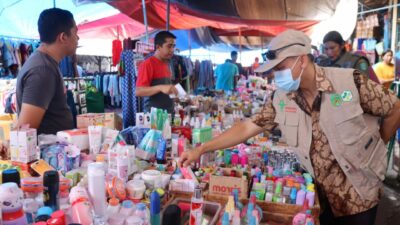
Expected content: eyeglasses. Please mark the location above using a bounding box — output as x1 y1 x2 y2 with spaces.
261 43 305 61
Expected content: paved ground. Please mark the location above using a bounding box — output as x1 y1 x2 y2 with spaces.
375 143 400 225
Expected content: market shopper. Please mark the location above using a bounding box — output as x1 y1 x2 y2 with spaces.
318 30 371 76
180 29 400 225
215 59 239 92
230 51 244 76
373 49 395 88
136 31 178 113
16 8 76 135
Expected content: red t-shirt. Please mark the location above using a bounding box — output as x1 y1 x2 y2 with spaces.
136 56 171 87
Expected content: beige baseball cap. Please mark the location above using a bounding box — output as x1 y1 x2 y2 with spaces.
255 29 312 73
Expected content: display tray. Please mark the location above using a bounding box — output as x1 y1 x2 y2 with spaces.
162 197 222 225
206 191 320 225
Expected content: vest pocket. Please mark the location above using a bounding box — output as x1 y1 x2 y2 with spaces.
335 113 368 145
283 112 299 147
361 138 388 181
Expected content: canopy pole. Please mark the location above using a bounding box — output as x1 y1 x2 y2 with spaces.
53 0 56 8
166 0 171 31
239 28 242 63
391 0 398 53
188 30 191 57
142 0 149 43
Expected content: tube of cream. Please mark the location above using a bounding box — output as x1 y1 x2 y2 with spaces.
88 126 103 155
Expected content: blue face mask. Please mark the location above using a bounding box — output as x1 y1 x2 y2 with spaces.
274 57 304 92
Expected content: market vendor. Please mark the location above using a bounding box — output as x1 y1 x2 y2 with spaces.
317 31 371 76
180 29 400 225
136 31 178 113
16 8 76 135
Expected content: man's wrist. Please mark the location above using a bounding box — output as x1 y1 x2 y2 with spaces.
199 144 207 154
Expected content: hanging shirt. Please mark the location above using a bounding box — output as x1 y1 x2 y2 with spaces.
136 56 174 113
112 39 122 67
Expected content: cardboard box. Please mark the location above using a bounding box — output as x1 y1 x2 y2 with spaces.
104 113 122 130
10 128 38 163
77 113 104 129
77 113 122 130
209 168 248 199
0 114 16 142
57 129 89 150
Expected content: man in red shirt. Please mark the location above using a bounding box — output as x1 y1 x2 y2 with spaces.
136 31 178 113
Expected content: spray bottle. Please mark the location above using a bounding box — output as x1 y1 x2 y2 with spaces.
189 186 203 225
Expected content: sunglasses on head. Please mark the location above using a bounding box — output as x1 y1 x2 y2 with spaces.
261 43 305 61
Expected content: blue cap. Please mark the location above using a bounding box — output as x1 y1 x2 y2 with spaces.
37 206 53 216
290 188 297 199
137 203 146 211
150 191 161 214
122 200 134 209
222 212 230 225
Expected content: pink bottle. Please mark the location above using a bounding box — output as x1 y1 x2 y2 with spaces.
0 183 28 225
231 153 239 166
69 186 94 225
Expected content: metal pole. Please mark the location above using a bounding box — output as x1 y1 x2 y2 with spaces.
239 28 242 63
188 30 191 57
166 0 171 31
53 0 56 8
391 0 398 53
358 3 400 14
142 0 149 43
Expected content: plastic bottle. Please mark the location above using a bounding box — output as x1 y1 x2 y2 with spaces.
282 186 291 204
125 216 143 225
87 163 107 219
290 188 297 204
273 182 283 203
108 213 125 225
221 212 229 225
306 191 315 207
232 209 241 225
296 189 306 206
265 182 274 202
69 186 93 225
135 203 149 225
0 183 28 225
23 198 40 224
150 191 161 225
189 187 203 225
43 171 59 211
106 198 120 216
120 200 135 217
117 156 129 182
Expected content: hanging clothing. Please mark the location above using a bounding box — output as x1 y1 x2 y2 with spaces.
103 75 110 96
121 50 137 128
112 39 123 67
108 75 121 107
59 56 74 77
198 60 214 89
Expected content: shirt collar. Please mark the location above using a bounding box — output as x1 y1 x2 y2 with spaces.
286 64 334 100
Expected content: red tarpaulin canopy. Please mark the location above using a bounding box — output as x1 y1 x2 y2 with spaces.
108 0 326 37
77 13 152 39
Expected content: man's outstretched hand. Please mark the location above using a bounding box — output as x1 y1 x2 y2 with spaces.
179 147 202 167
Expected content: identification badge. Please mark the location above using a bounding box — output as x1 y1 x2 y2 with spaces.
341 90 353 102
285 107 297 113
330 94 343 107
